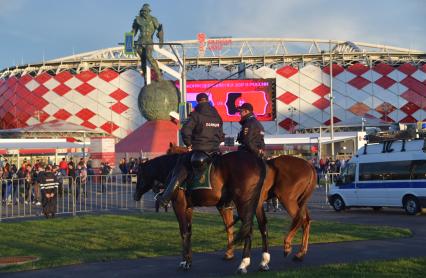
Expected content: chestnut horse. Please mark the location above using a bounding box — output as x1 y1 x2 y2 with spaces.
134 151 266 274
167 144 316 269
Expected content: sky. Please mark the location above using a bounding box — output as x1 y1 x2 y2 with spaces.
0 0 425 70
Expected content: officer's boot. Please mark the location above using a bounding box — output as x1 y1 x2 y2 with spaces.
156 168 187 207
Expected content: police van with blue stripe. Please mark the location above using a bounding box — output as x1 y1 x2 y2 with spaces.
328 132 426 215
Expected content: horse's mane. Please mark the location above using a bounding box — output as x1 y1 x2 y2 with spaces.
139 153 180 184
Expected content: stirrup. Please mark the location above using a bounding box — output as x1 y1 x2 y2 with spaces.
154 192 169 205
154 192 162 201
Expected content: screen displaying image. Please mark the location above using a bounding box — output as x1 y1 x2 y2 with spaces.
181 79 275 122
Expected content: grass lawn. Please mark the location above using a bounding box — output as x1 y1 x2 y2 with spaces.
0 212 411 272
242 257 426 277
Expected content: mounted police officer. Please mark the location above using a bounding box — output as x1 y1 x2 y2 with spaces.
157 92 224 206
236 103 265 157
38 164 59 218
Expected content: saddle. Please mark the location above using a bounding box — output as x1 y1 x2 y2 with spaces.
183 151 219 190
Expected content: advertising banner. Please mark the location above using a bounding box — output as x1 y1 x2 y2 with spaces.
124 32 134 54
179 79 275 122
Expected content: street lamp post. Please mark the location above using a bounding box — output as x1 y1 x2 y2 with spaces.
361 117 366 132
329 43 335 159
83 131 86 160
318 127 322 160
288 107 297 133
34 110 42 122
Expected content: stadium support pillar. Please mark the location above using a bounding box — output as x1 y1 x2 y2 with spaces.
238 63 246 79
329 43 335 159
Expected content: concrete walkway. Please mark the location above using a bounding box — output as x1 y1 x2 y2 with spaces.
2 208 426 277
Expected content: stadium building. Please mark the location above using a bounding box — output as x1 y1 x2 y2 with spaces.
1 38 425 159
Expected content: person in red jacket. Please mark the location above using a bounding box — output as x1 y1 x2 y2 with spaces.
58 158 68 176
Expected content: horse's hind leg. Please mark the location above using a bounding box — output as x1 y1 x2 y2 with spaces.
281 199 303 257
256 205 270 271
294 206 311 261
218 206 234 260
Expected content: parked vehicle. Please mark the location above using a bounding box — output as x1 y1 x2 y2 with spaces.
328 136 426 215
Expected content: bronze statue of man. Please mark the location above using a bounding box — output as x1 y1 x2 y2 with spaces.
132 3 164 83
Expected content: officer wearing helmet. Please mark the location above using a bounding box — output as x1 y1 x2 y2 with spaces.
157 93 224 206
236 103 265 157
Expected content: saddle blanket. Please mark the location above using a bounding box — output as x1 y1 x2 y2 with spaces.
183 163 212 190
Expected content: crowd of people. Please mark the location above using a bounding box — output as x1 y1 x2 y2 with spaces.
117 157 143 176
0 155 149 207
0 157 95 206
310 156 351 184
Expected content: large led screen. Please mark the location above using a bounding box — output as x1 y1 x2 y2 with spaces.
182 79 275 122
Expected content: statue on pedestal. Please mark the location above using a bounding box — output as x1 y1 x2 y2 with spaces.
132 3 164 83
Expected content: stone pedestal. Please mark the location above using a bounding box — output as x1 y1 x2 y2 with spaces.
115 119 179 158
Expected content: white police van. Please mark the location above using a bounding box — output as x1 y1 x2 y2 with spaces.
328 136 426 215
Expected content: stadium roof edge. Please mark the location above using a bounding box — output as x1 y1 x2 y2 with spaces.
1 38 425 76
46 38 425 63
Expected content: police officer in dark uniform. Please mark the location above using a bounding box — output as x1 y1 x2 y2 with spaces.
157 92 224 206
236 103 265 157
38 164 59 218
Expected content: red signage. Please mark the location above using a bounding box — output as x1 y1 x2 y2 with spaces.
197 33 233 56
182 79 275 122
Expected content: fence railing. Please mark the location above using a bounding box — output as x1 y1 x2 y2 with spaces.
1 172 341 220
322 172 340 205
1 174 143 221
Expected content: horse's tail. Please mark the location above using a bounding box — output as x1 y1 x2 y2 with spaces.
234 158 266 244
296 162 317 211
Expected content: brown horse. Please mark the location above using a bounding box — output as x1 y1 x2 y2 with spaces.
134 151 266 274
261 155 316 261
168 144 316 269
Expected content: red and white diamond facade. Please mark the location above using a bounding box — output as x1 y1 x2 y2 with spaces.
0 69 146 138
1 38 425 138
254 62 426 135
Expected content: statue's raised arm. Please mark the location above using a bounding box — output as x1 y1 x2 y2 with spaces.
131 3 163 83
156 21 164 48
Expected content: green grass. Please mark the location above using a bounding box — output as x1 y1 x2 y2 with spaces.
0 212 411 272
242 257 426 277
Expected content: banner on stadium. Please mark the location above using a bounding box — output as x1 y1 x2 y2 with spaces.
124 32 134 54
177 79 276 122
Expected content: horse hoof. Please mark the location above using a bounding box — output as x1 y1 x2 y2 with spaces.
259 264 270 272
292 254 304 262
283 249 291 257
236 267 247 275
179 261 191 271
223 253 235 261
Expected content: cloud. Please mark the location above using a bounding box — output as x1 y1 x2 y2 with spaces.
0 0 29 17
197 0 426 51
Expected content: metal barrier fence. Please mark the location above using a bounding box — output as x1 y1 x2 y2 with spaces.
1 174 142 221
1 172 341 220
320 172 340 205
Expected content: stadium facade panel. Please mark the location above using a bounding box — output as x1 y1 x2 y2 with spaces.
0 63 425 139
1 37 426 139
